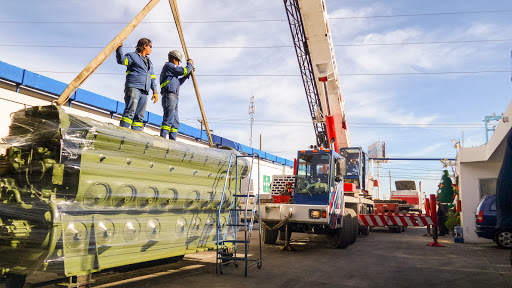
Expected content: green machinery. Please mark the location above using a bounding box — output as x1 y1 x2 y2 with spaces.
0 106 250 287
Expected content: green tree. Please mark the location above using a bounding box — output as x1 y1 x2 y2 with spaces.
437 170 454 203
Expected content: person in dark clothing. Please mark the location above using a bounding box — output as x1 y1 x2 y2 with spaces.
437 203 449 236
159 50 194 140
116 38 158 131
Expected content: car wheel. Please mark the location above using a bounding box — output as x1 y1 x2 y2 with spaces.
495 230 512 249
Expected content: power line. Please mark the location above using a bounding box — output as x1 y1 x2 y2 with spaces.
31 70 512 77
182 118 485 126
336 39 512 47
329 9 512 19
2 9 512 24
3 38 512 49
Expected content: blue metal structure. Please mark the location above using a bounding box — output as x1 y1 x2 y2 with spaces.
0 60 293 167
483 115 503 143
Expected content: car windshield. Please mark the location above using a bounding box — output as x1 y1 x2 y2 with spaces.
296 153 331 194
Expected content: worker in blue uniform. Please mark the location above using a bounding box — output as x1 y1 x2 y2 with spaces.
159 50 194 140
116 38 158 131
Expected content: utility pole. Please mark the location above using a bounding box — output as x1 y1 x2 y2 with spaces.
249 95 255 148
389 170 392 199
377 163 381 199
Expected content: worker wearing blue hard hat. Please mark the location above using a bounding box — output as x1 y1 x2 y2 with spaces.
159 50 194 140
116 38 158 131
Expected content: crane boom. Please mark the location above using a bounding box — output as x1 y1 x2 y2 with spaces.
284 0 350 151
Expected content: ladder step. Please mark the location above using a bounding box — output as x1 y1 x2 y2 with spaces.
232 194 255 197
218 256 247 262
221 240 249 243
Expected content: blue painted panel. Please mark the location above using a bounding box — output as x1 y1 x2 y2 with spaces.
239 144 253 155
179 123 201 138
75 89 117 112
275 157 285 165
232 141 241 150
147 112 163 126
293 193 329 205
286 160 294 167
220 137 237 149
116 102 126 114
200 132 209 142
0 62 24 83
23 71 67 95
211 133 222 145
266 153 277 162
252 149 266 159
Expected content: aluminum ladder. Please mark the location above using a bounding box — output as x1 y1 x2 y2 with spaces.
216 154 261 276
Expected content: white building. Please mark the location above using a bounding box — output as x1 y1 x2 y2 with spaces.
457 101 512 243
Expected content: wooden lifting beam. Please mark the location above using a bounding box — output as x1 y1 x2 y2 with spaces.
168 0 214 147
55 0 161 106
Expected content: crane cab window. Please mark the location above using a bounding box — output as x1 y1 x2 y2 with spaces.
339 148 363 189
296 153 331 194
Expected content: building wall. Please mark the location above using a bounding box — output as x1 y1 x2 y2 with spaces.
459 161 502 243
457 100 512 243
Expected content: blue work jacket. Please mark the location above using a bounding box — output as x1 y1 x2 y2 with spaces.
160 62 194 95
116 47 157 94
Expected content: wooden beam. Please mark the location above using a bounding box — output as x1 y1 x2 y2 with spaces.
168 0 214 148
55 0 161 106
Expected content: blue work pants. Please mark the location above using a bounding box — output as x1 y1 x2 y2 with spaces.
120 87 148 131
160 93 179 140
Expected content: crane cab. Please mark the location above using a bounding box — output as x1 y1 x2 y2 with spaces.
293 149 344 205
339 147 372 197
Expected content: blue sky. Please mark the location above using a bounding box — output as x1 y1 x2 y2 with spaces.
0 0 511 199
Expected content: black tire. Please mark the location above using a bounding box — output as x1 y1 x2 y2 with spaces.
360 225 370 236
326 209 352 249
5 274 27 288
389 226 400 233
347 209 357 244
494 230 512 249
263 225 279 244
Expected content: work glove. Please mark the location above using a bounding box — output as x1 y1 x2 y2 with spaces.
152 93 158 104
187 59 194 66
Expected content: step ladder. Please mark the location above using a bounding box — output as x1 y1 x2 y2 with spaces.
216 154 262 276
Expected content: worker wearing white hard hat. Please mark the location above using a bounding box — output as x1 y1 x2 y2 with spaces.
159 50 194 140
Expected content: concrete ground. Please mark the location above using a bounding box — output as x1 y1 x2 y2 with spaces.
19 226 512 288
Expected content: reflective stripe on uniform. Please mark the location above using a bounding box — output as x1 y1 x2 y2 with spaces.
161 125 171 131
132 121 144 127
126 71 131 75
160 80 170 88
124 58 129 66
183 67 188 76
170 127 178 133
120 117 133 125
151 74 156 79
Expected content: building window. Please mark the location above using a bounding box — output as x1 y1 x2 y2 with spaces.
479 178 497 198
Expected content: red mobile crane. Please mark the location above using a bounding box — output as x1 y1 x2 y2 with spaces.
258 0 374 249
284 0 350 152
